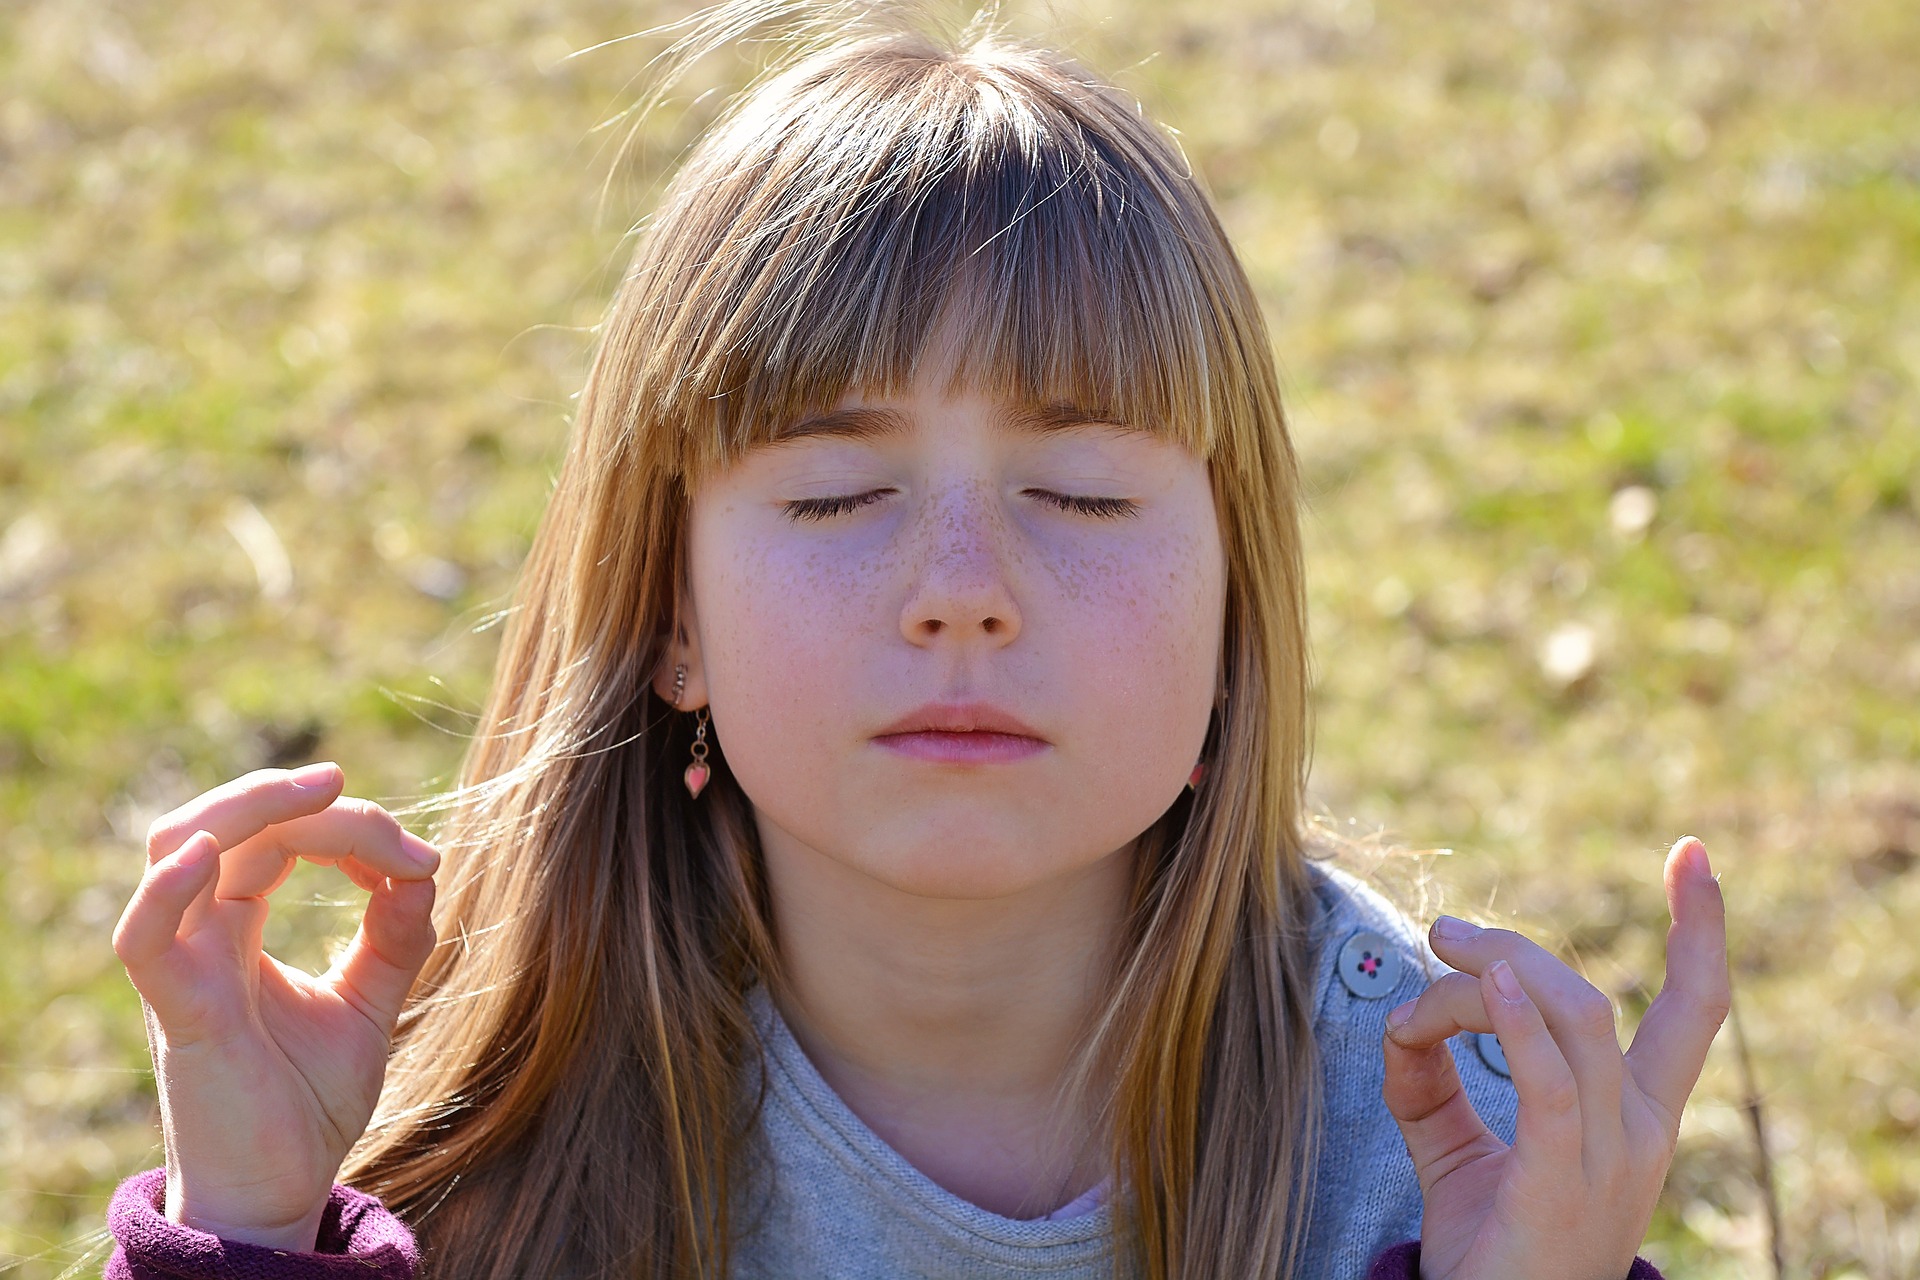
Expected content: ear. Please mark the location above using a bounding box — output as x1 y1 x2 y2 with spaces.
649 597 710 710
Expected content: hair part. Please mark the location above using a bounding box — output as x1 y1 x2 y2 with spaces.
343 7 1323 1277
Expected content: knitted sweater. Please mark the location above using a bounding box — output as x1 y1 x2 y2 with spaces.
104 862 1666 1279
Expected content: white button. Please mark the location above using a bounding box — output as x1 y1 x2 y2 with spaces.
1335 931 1402 999
1475 1031 1511 1078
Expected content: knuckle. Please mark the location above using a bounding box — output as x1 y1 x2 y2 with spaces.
145 814 183 858
110 917 136 963
111 892 154 964
337 797 402 844
334 794 382 823
1678 981 1732 1028
259 770 309 802
409 917 442 957
1700 980 1733 1026
1537 1071 1581 1117
241 766 306 804
1569 988 1619 1039
266 832 302 867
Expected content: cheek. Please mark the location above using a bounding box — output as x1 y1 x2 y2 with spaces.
690 513 887 771
1054 526 1223 766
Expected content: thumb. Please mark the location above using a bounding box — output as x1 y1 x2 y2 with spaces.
1382 1003 1499 1189
115 831 224 1024
329 874 438 1035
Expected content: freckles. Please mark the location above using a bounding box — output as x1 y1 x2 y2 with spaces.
1119 529 1218 683
792 542 892 616
1048 526 1212 640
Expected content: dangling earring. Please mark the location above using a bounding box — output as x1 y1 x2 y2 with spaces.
669 662 711 798
685 708 711 799
1188 683 1224 792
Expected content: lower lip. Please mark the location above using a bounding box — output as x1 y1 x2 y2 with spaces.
875 731 1049 763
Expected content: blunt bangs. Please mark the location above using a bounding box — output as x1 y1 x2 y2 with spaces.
634 34 1247 478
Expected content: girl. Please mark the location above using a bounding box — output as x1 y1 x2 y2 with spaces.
104 6 1728 1278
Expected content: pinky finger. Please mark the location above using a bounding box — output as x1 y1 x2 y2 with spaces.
1484 959 1584 1173
112 831 219 1013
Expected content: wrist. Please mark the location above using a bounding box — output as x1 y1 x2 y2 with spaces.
166 1181 328 1252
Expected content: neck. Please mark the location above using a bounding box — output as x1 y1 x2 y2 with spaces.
758 828 1134 1219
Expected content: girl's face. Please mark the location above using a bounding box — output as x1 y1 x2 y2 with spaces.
669 357 1227 900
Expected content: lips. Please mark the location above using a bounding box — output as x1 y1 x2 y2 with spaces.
872 701 1046 741
872 702 1049 764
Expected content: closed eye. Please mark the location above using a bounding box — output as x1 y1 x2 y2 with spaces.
1027 490 1140 520
782 490 892 522
780 489 1141 523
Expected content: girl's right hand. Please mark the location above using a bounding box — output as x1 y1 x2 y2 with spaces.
112 762 441 1252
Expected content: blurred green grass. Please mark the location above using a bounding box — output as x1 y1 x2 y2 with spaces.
2 0 1916 1276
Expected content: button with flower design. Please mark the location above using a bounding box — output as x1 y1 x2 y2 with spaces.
1336 930 1402 999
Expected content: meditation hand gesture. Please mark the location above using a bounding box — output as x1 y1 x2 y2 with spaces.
112 764 441 1252
1381 836 1729 1280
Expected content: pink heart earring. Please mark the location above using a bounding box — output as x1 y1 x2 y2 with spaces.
684 708 711 799
671 662 711 799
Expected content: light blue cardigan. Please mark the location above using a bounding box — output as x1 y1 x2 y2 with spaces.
729 860 1519 1278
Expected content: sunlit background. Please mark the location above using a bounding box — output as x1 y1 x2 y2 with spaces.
3 0 1916 1275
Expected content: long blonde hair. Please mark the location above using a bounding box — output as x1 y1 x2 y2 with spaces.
343 8 1323 1276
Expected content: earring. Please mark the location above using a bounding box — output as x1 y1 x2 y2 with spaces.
671 662 686 709
1188 687 1222 792
685 707 711 799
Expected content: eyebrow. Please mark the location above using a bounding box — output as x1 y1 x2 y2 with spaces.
773 402 1144 444
774 407 911 444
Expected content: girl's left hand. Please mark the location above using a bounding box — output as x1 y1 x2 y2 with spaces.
1380 836 1729 1280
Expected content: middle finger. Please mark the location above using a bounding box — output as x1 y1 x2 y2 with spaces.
1426 916 1627 1171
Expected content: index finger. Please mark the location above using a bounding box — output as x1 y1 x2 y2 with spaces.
146 763 347 866
212 800 440 899
1624 836 1731 1131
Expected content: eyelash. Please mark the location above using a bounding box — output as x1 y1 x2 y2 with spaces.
781 490 1140 523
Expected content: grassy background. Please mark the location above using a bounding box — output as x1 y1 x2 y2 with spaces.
3 0 1916 1275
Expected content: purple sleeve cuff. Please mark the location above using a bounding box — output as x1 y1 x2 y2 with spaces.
1367 1240 1665 1280
106 1167 417 1279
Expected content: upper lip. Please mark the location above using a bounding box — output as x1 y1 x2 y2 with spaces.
875 702 1047 741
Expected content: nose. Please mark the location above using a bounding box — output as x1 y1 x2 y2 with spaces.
898 484 1023 648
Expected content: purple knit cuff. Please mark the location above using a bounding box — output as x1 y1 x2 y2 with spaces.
1367 1240 1665 1280
1368 1240 1423 1279
106 1167 417 1279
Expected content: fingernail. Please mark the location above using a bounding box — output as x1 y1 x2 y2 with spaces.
1433 915 1480 941
290 761 340 789
1386 1000 1416 1031
177 830 216 869
1489 959 1524 1003
1676 836 1711 878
